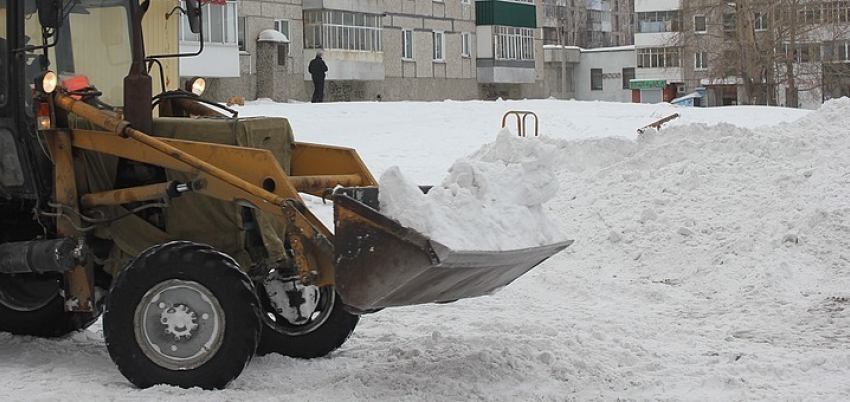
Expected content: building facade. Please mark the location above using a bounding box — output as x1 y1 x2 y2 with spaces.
541 44 635 101
181 0 550 102
574 46 636 101
632 0 684 103
476 0 545 98
178 0 638 104
683 0 850 109
541 0 634 49
174 0 850 108
383 0 479 100
634 0 850 109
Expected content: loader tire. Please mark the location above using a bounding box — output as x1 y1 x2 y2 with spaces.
103 242 261 390
256 285 358 358
0 273 100 337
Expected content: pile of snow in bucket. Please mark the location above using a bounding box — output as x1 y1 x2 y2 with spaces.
378 130 567 251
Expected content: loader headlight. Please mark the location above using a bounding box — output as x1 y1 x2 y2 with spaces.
186 76 206 96
36 71 58 94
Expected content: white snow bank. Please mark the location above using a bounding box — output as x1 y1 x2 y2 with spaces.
6 98 835 401
378 130 567 251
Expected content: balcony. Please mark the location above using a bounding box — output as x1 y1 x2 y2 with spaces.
475 0 537 28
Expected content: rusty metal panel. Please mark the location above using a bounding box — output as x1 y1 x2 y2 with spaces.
290 142 378 197
46 130 95 312
144 0 180 93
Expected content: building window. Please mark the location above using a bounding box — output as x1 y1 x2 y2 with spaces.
622 67 635 89
277 45 287 65
542 27 559 46
824 40 850 61
637 47 681 68
461 32 471 57
588 9 603 26
494 26 534 60
0 1 5 106
825 1 850 23
636 11 681 33
782 43 821 63
237 16 246 51
591 68 603 91
694 15 706 33
798 5 821 25
753 12 768 31
723 13 736 34
303 10 382 51
695 51 708 70
274 19 290 54
402 29 413 59
462 0 470 4
433 31 445 61
180 1 238 45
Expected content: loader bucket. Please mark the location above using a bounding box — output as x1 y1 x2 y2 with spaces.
332 187 572 313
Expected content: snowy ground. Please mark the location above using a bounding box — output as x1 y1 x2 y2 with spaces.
5 98 850 401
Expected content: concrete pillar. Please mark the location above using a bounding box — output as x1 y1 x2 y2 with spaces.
256 30 290 101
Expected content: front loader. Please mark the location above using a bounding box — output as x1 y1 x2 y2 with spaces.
0 0 571 389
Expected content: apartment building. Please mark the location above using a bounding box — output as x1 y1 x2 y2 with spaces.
575 46 637 101
172 0 850 108
180 0 548 102
382 0 478 100
541 0 633 48
475 0 544 98
640 0 850 108
540 0 634 99
181 0 391 102
631 0 684 103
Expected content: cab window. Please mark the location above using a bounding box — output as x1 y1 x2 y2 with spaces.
0 0 8 107
23 1 132 107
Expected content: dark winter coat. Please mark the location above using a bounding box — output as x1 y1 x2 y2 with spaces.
308 56 328 82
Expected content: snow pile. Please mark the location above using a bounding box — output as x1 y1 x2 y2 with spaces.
12 98 850 401
551 97 850 294
378 130 566 251
514 98 850 400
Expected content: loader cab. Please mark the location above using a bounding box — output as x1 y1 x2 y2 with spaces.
23 1 134 108
0 0 46 203
0 0 133 203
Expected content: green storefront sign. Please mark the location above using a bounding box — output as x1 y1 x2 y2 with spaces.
629 79 667 90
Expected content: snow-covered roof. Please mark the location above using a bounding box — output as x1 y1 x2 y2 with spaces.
541 45 635 53
542 45 582 51
257 29 289 43
580 45 636 53
671 91 703 104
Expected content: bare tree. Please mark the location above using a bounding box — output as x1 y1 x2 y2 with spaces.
679 0 850 107
542 0 591 98
679 0 772 105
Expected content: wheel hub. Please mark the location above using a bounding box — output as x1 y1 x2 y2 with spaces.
160 304 199 339
134 280 224 370
263 272 320 325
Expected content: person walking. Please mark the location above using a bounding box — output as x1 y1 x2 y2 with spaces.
308 52 328 103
